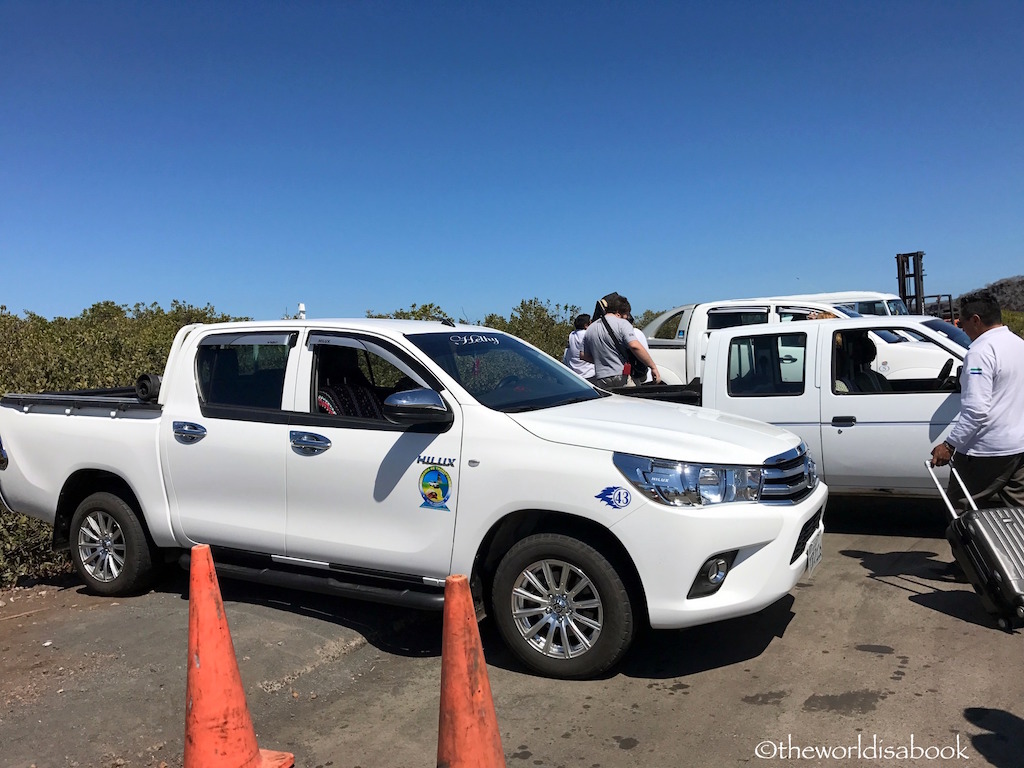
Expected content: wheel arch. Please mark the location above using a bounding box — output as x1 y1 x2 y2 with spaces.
54 470 153 550
472 509 648 624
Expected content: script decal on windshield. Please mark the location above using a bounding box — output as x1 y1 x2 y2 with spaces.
450 334 500 346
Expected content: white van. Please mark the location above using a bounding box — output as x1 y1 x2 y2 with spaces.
770 291 910 317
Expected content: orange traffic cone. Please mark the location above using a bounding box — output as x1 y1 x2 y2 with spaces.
185 544 294 768
436 574 505 768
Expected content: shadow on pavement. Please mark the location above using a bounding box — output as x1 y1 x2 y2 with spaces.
964 707 1024 767
840 547 1007 632
153 565 446 659
619 594 796 680
478 594 797 681
825 495 947 538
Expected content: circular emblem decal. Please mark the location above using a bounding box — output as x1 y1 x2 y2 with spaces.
596 486 632 509
419 466 452 510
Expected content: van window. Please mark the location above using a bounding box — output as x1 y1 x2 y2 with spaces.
854 301 888 316
708 310 769 330
727 333 806 397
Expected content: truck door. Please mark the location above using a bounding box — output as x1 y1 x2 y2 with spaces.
698 306 771 380
702 325 824 468
818 323 962 494
161 331 296 553
283 332 462 579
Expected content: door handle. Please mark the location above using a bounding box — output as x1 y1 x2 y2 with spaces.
290 431 332 455
780 355 797 363
172 421 207 444
831 416 857 428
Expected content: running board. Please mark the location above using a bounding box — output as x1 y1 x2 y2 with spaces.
177 551 445 611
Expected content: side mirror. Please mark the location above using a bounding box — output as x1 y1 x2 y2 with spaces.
383 388 454 426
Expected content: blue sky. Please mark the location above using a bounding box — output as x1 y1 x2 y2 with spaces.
2 1 1022 323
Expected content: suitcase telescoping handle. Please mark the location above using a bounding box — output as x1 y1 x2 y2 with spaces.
924 459 979 520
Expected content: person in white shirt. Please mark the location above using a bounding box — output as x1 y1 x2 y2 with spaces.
627 315 654 384
930 291 1024 508
562 314 595 379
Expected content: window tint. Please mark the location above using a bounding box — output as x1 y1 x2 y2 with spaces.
921 318 971 348
196 332 293 408
727 333 806 397
408 332 599 412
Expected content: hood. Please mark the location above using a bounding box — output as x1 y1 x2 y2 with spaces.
508 395 801 466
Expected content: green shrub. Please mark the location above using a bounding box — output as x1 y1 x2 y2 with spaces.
0 507 71 588
1004 309 1024 338
0 300 242 590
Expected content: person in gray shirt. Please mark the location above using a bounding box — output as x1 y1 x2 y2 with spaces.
583 294 660 388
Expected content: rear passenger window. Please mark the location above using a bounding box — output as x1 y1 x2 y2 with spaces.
727 334 806 397
196 332 294 408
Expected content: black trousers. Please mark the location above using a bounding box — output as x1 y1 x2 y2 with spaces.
947 451 1024 509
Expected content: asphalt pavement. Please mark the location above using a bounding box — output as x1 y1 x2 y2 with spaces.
1 496 1021 768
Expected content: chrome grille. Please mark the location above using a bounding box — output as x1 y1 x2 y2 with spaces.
761 444 817 504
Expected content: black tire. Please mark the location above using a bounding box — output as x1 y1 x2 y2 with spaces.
69 492 155 596
491 533 635 679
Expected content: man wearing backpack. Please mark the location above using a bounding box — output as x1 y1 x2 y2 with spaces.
583 293 661 388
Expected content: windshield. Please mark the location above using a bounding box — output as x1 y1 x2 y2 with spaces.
872 329 905 344
921 318 971 348
832 305 862 317
406 331 603 412
887 299 910 315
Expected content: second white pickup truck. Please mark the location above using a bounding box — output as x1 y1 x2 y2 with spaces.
0 318 826 678
617 316 967 497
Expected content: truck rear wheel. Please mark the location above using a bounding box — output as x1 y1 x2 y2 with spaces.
70 492 155 596
491 533 635 679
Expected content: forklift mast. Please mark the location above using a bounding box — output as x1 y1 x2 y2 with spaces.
896 251 958 323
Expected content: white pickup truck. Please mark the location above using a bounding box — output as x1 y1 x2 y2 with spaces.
618 316 967 497
0 318 826 678
642 294 957 387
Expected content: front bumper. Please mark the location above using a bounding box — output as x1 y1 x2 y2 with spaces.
612 480 828 629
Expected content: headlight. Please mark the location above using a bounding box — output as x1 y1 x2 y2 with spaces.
613 453 764 506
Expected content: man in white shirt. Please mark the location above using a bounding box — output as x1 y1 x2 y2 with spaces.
930 291 1024 508
628 315 654 384
562 314 595 379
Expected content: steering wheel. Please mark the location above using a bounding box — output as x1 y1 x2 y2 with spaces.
495 374 520 390
935 358 954 389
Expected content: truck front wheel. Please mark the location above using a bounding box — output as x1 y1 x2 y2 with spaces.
70 492 155 596
491 533 635 679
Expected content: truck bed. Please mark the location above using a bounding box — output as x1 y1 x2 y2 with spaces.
1 387 160 413
606 383 701 406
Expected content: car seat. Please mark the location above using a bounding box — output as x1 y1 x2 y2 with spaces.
849 336 892 393
316 346 384 419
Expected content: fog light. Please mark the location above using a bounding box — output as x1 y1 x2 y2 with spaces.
687 550 738 598
705 558 729 584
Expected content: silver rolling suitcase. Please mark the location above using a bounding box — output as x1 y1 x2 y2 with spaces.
925 460 1024 631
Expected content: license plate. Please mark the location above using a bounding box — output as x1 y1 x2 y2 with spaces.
804 527 823 577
